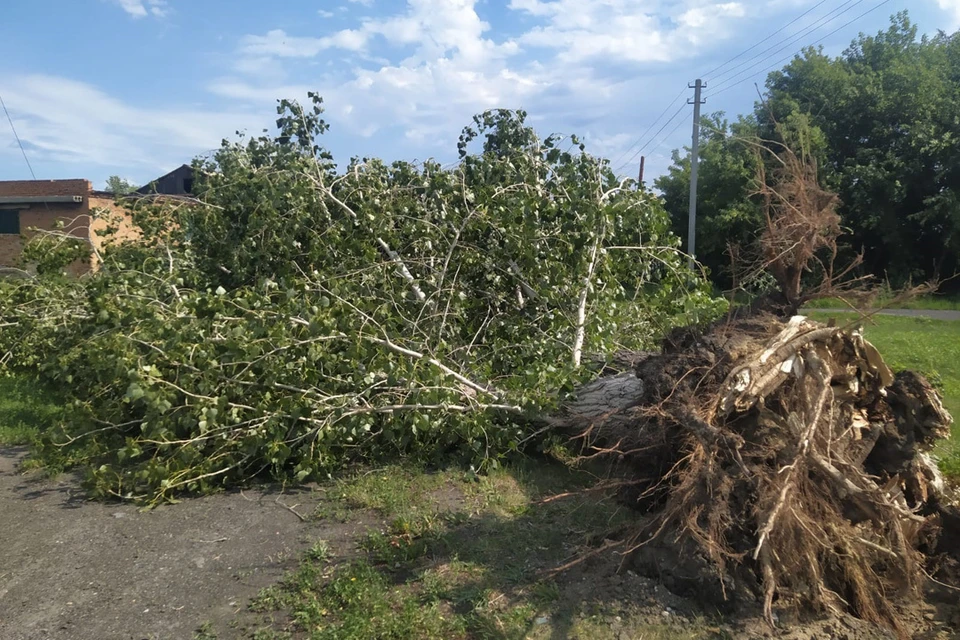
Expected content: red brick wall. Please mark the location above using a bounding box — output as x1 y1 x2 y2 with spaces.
0 180 93 276
0 234 19 271
89 195 142 270
0 179 90 197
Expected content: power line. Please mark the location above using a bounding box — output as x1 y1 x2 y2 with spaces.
616 112 689 184
645 111 694 164
1 92 37 180
615 102 689 174
711 0 893 98
611 1 837 176
609 86 687 170
702 0 832 81
709 0 864 89
634 104 690 157
611 0 886 178
709 0 864 88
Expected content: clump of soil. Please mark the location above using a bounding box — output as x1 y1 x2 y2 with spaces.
561 310 959 638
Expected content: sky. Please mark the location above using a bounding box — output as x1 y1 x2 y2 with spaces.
1 0 957 190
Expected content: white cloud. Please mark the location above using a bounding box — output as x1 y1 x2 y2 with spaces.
241 0 518 69
110 0 167 19
239 28 366 58
219 0 539 147
150 0 824 174
5 0 941 186
228 0 875 180
937 0 960 28
0 74 263 177
149 1 168 17
215 0 755 163
511 0 748 63
680 3 746 29
113 0 147 17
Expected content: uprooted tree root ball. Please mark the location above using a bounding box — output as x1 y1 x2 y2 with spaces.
561 310 957 637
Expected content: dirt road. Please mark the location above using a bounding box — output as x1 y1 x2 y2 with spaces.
0 447 363 640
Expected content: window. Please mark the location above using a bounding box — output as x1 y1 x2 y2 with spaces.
182 178 194 194
0 209 19 235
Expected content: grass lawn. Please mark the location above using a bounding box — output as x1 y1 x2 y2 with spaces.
807 312 960 478
804 294 960 311
244 463 726 640
0 374 63 446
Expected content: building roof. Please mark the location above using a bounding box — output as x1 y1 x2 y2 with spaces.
136 164 194 195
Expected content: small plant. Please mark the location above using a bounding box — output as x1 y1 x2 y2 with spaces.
304 539 331 563
192 622 218 640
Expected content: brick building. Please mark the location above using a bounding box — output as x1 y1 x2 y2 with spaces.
0 179 139 276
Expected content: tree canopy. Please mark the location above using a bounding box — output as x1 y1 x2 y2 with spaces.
657 12 960 290
104 175 138 195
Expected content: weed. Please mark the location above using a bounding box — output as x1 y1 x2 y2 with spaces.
304 539 332 563
192 622 218 640
0 375 63 446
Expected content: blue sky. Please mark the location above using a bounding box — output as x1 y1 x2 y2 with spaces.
1 0 957 190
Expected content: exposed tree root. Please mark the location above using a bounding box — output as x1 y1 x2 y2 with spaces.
559 310 956 638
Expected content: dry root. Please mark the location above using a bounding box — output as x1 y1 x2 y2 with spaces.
561 310 955 637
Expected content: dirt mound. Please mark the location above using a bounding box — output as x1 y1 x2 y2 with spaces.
562 311 958 638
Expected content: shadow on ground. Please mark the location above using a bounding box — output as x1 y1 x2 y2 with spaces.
243 461 730 640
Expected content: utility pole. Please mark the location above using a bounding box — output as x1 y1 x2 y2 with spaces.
638 156 645 185
687 79 705 269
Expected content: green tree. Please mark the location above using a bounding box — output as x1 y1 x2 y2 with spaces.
104 175 137 195
655 113 763 288
659 12 960 289
765 12 960 286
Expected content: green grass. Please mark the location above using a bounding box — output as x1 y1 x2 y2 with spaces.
804 294 960 311
807 313 960 478
249 462 726 640
192 622 219 640
0 374 63 446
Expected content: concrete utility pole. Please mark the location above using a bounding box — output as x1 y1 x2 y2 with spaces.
638 156 645 184
687 79 705 269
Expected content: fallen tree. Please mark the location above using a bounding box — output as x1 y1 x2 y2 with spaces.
0 98 955 636
0 100 722 502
